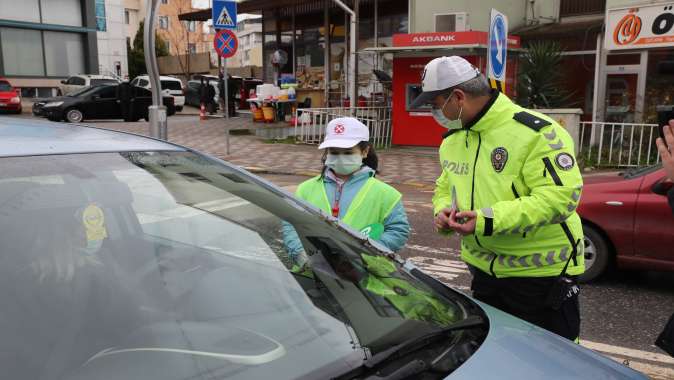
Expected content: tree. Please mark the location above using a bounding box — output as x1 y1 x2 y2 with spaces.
127 20 170 80
160 0 202 80
517 40 576 109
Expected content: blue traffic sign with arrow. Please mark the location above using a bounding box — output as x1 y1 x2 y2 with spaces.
488 9 508 82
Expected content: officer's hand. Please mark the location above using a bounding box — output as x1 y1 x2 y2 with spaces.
448 210 477 235
434 208 452 232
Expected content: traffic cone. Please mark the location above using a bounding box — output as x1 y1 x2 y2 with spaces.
200 103 206 121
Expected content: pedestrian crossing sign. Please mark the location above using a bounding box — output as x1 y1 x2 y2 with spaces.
212 0 237 30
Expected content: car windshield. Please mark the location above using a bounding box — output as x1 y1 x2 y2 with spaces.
622 163 663 179
0 81 12 92
91 79 118 86
0 151 466 380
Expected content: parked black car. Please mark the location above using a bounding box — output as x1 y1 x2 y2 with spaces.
34 85 175 123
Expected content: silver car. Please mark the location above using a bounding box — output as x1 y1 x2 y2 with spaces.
0 118 646 380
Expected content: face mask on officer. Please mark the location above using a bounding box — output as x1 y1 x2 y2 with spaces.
432 91 463 131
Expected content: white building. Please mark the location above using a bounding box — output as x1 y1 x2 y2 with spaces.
96 0 129 79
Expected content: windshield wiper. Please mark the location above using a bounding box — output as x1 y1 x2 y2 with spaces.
332 315 486 380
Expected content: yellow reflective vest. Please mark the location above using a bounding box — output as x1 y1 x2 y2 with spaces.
433 91 585 278
296 175 401 239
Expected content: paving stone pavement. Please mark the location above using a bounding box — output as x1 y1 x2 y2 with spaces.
88 116 442 187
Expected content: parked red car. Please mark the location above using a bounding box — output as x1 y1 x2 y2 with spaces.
0 78 21 114
577 165 674 281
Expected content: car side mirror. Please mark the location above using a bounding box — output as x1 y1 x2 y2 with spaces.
652 177 673 196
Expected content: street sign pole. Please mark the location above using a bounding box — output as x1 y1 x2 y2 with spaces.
144 0 167 140
213 0 237 119
224 58 229 119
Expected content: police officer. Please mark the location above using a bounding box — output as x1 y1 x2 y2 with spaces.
410 56 585 342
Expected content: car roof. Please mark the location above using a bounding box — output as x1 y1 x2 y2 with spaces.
135 75 181 81
0 117 184 157
77 74 117 79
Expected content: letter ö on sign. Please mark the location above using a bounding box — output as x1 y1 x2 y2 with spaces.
652 7 674 35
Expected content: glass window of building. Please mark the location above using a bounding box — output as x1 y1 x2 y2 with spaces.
644 49 674 123
159 16 169 30
95 0 107 32
44 31 86 77
0 28 45 76
41 0 83 27
0 0 40 23
188 43 196 54
161 0 168 4
124 10 130 25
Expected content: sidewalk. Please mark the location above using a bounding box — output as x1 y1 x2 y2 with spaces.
89 116 442 187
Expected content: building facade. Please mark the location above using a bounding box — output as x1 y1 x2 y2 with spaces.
156 0 208 57
229 17 263 69
97 0 129 79
0 0 99 97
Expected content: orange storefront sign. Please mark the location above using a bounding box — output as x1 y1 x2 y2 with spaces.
606 4 674 50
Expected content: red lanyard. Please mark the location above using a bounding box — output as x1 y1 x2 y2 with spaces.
332 182 344 217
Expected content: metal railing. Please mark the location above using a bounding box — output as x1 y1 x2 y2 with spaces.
578 122 662 168
294 107 393 148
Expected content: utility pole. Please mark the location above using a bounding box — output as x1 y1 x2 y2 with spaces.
144 0 167 140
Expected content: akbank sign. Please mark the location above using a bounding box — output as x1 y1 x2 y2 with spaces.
606 2 674 50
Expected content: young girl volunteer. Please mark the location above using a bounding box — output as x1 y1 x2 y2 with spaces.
283 117 410 267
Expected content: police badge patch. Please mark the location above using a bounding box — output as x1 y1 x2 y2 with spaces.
491 147 508 173
555 152 575 171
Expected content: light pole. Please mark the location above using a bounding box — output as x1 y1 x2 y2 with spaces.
332 0 357 112
144 0 167 140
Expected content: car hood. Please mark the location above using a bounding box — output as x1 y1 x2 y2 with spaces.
451 300 646 379
34 96 70 104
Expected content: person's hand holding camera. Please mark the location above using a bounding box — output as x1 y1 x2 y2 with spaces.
657 120 674 182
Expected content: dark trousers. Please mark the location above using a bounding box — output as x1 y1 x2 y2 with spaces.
469 265 581 341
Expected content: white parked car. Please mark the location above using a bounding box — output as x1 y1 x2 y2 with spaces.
58 75 120 96
131 75 185 112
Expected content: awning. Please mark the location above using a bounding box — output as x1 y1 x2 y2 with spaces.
179 0 401 21
512 19 603 39
361 44 525 56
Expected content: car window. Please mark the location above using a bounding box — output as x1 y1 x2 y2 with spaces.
188 81 200 90
130 78 138 86
160 80 182 91
139 79 149 87
71 77 86 86
0 81 12 92
96 85 118 99
91 79 118 86
0 152 468 379
132 86 151 97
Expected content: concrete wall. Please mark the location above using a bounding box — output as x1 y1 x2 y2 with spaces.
158 52 212 75
408 0 558 33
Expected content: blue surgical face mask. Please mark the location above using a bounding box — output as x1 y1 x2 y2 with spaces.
326 153 363 175
432 94 463 130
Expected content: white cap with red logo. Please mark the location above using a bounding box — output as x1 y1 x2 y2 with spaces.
318 117 369 149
